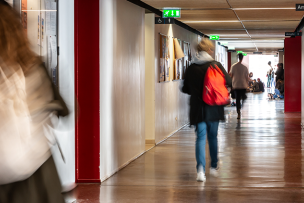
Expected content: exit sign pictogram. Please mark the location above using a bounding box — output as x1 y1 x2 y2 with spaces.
163 9 181 18
209 35 219 40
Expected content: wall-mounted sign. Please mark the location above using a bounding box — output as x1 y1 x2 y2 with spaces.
296 4 304 11
253 52 262 54
242 53 247 56
220 41 228 46
285 32 302 37
155 17 175 24
237 51 243 54
162 9 181 18
209 35 219 40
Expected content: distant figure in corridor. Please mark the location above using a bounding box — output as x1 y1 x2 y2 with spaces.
257 78 265 92
268 79 284 100
275 63 284 82
229 53 249 119
182 38 231 182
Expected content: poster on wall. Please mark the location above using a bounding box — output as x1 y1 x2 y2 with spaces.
182 41 191 78
48 36 58 85
46 1 57 36
21 0 27 32
159 34 170 82
173 39 183 80
41 18 44 46
37 15 40 45
174 59 183 80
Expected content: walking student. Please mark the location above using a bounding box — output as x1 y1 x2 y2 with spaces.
0 2 68 202
182 38 231 182
229 53 249 119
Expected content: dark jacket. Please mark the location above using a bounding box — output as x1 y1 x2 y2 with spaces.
182 56 231 125
258 81 264 92
275 68 284 81
252 82 259 92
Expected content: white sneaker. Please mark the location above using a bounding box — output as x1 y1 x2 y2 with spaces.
196 172 206 182
210 167 219 177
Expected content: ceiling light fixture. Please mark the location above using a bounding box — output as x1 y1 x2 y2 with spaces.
232 8 294 10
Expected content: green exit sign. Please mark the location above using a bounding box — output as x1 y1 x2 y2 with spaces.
163 9 181 18
209 35 219 40
237 51 243 54
243 53 247 56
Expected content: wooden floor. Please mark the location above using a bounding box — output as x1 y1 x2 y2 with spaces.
74 92 304 202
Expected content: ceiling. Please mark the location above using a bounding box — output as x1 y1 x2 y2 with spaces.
142 0 304 53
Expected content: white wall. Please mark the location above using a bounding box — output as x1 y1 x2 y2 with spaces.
215 43 228 71
52 0 75 192
99 0 145 181
145 13 156 142
154 24 199 143
231 52 238 66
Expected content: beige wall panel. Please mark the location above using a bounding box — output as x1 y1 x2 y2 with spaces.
154 24 202 143
100 0 145 180
229 0 301 8
243 21 300 30
180 10 237 21
142 0 230 9
145 14 156 141
236 10 304 21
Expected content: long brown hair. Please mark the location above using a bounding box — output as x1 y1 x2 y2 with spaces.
0 2 40 72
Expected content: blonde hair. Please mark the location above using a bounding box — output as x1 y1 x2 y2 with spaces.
197 37 215 52
0 3 40 72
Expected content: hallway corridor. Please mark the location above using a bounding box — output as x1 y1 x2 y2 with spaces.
75 93 304 203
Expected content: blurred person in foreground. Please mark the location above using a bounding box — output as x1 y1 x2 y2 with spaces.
0 1 68 203
229 53 249 119
182 38 231 182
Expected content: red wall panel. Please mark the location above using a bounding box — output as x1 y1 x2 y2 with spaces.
228 52 231 73
284 36 301 112
75 0 100 182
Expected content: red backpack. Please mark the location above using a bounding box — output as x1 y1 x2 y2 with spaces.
203 63 230 106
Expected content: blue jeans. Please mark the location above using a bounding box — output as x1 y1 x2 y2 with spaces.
273 89 284 99
195 121 219 172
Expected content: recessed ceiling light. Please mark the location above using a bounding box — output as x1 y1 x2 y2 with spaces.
233 8 294 10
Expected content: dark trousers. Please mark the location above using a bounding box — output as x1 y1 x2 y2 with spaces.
234 89 247 111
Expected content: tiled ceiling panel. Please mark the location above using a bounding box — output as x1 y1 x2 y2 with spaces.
141 0 303 51
248 29 288 39
236 9 304 21
243 21 300 30
202 29 247 35
180 10 237 21
228 0 300 8
190 22 244 30
141 0 230 9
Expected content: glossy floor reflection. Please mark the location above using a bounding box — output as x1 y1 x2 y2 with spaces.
75 92 304 202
